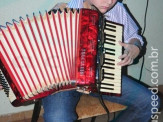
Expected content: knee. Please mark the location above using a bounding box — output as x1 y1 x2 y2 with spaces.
127 87 153 111
42 90 81 122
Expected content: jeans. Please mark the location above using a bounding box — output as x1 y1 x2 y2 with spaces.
42 75 160 122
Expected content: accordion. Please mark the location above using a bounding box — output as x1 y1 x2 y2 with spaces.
0 8 123 106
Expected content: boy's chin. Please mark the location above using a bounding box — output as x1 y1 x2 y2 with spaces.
98 9 108 14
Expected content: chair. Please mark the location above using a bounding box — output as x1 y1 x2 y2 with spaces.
31 94 127 122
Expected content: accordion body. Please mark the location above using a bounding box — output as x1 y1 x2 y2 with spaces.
0 9 123 106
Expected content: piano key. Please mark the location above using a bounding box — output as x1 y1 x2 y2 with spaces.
104 36 121 44
99 82 121 87
105 38 116 44
105 22 123 33
102 75 121 81
102 72 121 80
101 68 121 76
104 40 116 46
104 26 116 31
103 54 121 63
101 77 121 83
100 87 121 94
105 33 116 38
104 45 122 56
103 73 117 80
101 54 116 60
102 62 121 70
101 79 121 85
104 52 120 58
103 56 121 65
104 36 116 42
100 84 121 89
101 69 121 81
104 27 123 34
99 84 121 90
105 21 117 26
104 31 122 42
104 42 122 50
105 22 116 29
102 59 115 66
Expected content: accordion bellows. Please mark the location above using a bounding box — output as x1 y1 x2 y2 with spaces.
0 9 99 106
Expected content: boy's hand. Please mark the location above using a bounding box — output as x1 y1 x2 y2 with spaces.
117 41 140 66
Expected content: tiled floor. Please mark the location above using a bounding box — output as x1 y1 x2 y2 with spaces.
12 114 112 122
11 112 163 122
11 107 163 122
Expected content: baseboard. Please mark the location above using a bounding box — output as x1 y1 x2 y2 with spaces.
0 108 44 122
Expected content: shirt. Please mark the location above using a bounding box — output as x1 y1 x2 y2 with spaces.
67 0 144 45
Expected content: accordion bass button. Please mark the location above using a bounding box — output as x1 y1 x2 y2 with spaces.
70 80 76 86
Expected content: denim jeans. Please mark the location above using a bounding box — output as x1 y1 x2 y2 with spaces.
42 75 160 122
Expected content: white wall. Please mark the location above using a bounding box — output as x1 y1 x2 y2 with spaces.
124 0 163 86
0 0 163 116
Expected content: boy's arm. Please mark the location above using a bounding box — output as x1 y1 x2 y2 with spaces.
114 4 143 66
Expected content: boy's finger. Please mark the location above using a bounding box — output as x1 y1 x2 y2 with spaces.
117 56 129 65
118 53 128 59
118 41 127 48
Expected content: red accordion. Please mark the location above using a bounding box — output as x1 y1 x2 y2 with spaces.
0 8 123 107
0 9 99 106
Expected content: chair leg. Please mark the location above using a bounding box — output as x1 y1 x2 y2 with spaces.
91 116 96 122
75 120 82 122
31 100 42 122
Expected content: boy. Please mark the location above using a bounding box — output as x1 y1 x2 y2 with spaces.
0 0 158 122
42 0 160 122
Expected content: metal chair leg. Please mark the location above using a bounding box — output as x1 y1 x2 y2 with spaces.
75 120 82 122
91 116 96 122
31 100 42 122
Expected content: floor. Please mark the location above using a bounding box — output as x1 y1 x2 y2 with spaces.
12 114 113 122
12 111 163 122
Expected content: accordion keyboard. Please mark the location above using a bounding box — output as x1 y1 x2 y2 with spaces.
98 20 123 95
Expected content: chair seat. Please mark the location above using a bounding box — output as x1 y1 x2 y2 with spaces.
76 94 127 120
32 94 127 122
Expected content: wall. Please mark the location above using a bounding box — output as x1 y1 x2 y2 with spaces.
124 0 163 86
0 0 162 116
